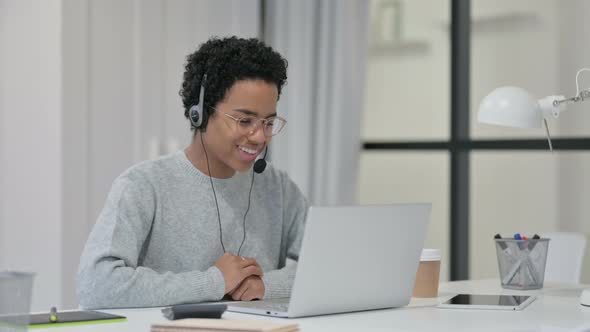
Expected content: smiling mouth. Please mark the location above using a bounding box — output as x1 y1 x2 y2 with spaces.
238 145 259 155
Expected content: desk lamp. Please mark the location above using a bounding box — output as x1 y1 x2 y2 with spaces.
477 68 590 307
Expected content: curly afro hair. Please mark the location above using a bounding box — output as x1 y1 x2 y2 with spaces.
180 36 288 131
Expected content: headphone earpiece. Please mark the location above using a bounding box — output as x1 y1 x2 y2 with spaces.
189 74 208 129
189 105 203 128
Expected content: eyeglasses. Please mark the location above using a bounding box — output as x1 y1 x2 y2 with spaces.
222 112 287 137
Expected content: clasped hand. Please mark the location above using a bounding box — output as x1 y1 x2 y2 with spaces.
215 253 265 301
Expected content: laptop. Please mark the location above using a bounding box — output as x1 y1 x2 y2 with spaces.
227 203 431 318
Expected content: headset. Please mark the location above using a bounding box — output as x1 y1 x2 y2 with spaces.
191 73 268 256
188 74 208 129
253 147 268 174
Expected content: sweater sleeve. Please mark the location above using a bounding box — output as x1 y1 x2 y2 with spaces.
262 172 309 299
76 172 225 309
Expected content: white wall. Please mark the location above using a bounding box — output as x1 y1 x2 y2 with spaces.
557 0 590 283
0 0 5 271
86 0 260 225
1 0 260 310
0 0 64 311
74 0 259 308
61 0 90 311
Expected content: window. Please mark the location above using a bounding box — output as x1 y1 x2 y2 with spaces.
360 0 590 281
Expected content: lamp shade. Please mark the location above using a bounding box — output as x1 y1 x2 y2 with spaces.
478 86 543 128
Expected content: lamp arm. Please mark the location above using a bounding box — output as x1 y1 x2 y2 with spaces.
552 89 590 107
553 67 590 107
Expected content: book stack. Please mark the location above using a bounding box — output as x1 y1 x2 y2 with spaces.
151 318 299 332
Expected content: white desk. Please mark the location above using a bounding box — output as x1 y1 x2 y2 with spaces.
38 279 590 331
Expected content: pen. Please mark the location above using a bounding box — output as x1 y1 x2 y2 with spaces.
528 234 540 250
494 233 504 247
494 233 511 254
514 233 526 251
495 234 520 285
509 233 539 286
50 307 58 323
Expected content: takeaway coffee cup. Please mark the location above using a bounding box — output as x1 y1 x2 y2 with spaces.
412 249 441 298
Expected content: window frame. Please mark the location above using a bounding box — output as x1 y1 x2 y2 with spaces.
362 0 590 280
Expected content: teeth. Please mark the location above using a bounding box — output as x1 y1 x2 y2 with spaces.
239 146 258 155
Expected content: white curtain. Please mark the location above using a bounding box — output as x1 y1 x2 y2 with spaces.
265 0 369 205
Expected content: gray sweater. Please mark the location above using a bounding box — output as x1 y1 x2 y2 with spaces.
77 151 308 309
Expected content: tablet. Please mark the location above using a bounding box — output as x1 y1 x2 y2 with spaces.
438 294 535 311
0 310 126 328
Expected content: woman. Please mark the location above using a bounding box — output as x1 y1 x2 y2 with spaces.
77 37 308 309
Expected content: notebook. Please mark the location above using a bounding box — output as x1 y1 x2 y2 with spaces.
0 310 126 329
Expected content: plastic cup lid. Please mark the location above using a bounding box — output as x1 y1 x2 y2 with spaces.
420 248 441 261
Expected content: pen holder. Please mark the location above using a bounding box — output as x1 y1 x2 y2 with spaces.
495 239 550 290
0 271 35 331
